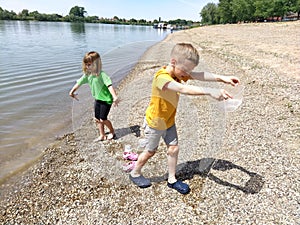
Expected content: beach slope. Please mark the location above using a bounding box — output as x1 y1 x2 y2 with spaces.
1 21 299 224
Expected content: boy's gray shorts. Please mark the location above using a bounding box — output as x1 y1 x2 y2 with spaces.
141 123 178 152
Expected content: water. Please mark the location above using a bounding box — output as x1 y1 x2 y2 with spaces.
0 20 169 182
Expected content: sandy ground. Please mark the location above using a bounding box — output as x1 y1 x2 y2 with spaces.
0 21 299 224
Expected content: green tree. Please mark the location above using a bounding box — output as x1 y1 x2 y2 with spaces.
68 6 86 22
276 0 300 18
19 9 29 20
129 18 137 24
218 0 235 23
200 3 219 24
254 0 274 20
259 0 291 20
85 16 99 23
35 13 48 21
0 8 17 20
292 0 300 19
69 6 86 17
232 0 255 22
113 16 119 21
29 10 40 20
138 19 147 24
47 14 62 21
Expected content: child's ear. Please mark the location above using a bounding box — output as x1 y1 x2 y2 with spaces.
170 58 176 67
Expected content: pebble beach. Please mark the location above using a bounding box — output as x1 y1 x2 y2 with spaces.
1 21 299 224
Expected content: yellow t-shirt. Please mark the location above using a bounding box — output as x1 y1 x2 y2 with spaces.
145 67 190 130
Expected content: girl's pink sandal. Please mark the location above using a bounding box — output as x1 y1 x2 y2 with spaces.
123 152 139 161
123 161 136 173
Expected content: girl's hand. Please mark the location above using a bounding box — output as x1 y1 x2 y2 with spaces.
113 97 120 106
69 92 79 101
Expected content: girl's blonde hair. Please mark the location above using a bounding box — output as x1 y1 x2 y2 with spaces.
170 43 199 66
82 51 102 75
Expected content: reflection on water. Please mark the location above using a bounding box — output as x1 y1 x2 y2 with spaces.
0 20 170 183
70 22 86 34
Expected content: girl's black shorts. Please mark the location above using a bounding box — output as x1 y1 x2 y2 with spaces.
94 100 112 120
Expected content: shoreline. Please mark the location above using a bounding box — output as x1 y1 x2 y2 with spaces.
1 21 299 224
0 37 164 187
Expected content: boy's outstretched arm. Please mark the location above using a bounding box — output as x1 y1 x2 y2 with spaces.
190 71 240 86
165 81 232 101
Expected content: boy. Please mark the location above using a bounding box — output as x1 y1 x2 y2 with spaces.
129 43 240 194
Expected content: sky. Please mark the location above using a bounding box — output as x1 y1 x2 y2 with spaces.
0 0 219 21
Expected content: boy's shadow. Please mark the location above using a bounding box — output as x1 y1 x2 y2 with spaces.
150 158 265 194
114 125 141 139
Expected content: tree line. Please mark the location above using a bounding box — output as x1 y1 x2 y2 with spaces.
0 6 194 26
201 0 300 25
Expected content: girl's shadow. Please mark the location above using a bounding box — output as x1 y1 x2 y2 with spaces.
114 125 141 139
150 158 264 194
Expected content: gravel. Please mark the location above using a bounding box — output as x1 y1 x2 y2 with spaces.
1 21 299 225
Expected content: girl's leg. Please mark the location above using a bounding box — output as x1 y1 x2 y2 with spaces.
96 119 106 140
94 100 113 140
103 119 115 139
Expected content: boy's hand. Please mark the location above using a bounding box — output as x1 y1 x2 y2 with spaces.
210 89 232 101
222 76 240 86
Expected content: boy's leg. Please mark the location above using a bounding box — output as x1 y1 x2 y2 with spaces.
129 150 154 188
130 150 155 177
164 125 190 194
167 145 179 184
129 124 161 188
133 124 162 176
164 125 179 183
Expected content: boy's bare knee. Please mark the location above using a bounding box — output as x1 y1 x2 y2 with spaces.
145 150 156 157
167 146 179 156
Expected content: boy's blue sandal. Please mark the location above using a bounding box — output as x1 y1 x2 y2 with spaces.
129 175 151 188
167 180 190 194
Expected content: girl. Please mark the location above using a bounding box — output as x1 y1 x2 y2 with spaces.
69 51 119 141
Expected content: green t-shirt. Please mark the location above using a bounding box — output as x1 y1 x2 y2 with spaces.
77 71 113 104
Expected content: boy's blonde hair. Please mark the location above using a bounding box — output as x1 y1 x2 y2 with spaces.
82 51 102 75
170 43 199 66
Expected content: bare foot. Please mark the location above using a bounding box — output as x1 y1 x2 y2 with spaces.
94 135 107 142
107 133 116 140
